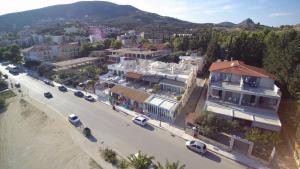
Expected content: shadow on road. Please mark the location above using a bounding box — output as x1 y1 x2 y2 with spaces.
143 124 155 131
205 151 221 163
87 135 98 142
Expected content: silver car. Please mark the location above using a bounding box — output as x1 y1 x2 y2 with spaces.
186 140 207 155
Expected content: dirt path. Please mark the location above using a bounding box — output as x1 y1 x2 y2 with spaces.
0 98 102 169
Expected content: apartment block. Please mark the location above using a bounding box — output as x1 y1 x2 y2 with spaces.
205 60 281 132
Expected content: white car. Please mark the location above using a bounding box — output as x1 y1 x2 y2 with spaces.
186 140 207 155
68 114 80 125
132 116 148 126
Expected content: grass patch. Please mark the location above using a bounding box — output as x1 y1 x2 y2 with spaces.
0 90 16 100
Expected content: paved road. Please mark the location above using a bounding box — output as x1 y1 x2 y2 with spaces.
0 65 247 169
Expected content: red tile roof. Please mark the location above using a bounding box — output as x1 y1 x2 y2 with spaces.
209 60 276 79
126 72 143 79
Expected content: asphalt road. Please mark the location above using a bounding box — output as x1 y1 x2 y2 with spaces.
0 65 247 169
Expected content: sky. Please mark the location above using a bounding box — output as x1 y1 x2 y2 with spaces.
0 0 299 26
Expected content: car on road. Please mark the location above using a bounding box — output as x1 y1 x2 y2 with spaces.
132 116 148 126
186 140 207 155
15 82 21 88
85 95 95 102
3 74 8 79
68 114 80 126
58 85 67 92
74 91 84 97
44 92 53 98
43 79 54 86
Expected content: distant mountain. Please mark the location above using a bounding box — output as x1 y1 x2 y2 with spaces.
215 21 236 27
0 1 267 33
237 18 256 28
0 1 201 32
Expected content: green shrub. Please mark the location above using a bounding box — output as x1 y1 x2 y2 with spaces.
176 95 182 101
117 159 129 169
0 98 5 109
101 148 117 165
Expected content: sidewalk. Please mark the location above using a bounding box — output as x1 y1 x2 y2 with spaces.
115 105 269 169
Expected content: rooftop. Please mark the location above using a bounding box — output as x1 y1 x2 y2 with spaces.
108 59 197 83
145 95 178 111
106 48 162 55
209 60 276 79
110 85 150 103
53 57 99 68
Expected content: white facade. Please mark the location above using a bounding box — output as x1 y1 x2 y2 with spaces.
205 65 282 132
144 95 179 122
179 55 204 72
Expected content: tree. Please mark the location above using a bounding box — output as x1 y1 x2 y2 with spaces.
205 40 221 71
104 39 112 49
111 39 122 49
0 98 5 109
157 160 185 169
9 44 21 63
101 148 117 165
127 151 154 169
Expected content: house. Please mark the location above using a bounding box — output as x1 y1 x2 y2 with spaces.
106 47 170 62
22 45 58 62
110 85 150 113
179 55 204 72
58 42 80 59
104 57 198 122
52 56 102 73
205 60 282 132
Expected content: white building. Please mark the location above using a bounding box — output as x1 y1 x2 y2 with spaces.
205 60 282 132
22 45 58 62
144 95 179 121
179 55 204 72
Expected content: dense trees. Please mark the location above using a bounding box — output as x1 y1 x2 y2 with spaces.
263 29 300 98
0 44 21 63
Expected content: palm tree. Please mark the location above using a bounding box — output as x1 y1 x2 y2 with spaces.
157 160 185 169
127 151 154 169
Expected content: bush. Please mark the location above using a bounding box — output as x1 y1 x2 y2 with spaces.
152 84 160 92
0 98 5 109
176 95 182 101
117 159 129 169
101 148 117 165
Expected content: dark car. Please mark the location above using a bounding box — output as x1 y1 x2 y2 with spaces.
74 91 84 97
3 74 8 79
44 92 53 98
58 85 67 92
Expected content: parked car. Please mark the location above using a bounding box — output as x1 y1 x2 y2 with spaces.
132 116 148 126
186 140 207 155
68 114 80 126
58 85 67 92
15 82 20 88
74 91 84 97
85 95 95 102
83 127 92 137
44 92 53 98
43 79 54 86
3 74 8 79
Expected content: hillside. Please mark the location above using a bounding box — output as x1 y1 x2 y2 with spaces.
0 1 201 32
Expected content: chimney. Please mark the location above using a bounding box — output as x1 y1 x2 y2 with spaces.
231 57 233 61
